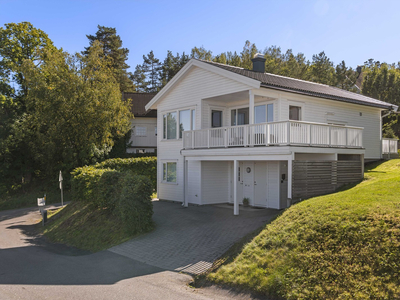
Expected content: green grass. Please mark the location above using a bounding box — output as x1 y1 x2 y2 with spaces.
0 183 71 211
41 201 140 252
208 159 400 300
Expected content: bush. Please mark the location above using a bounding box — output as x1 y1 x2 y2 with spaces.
71 161 155 234
95 157 157 190
118 173 154 234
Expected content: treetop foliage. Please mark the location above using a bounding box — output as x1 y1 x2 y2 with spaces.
83 25 135 93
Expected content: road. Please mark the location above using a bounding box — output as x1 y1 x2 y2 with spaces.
0 206 259 300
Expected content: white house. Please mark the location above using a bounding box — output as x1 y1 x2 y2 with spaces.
145 55 398 215
124 92 157 154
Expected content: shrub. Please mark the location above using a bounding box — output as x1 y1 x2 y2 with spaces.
95 157 157 190
118 173 154 234
71 166 113 204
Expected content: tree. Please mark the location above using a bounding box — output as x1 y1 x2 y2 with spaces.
240 40 258 70
0 22 55 102
18 41 132 178
0 22 55 191
138 51 162 93
84 25 135 92
160 51 189 88
335 60 358 92
308 51 335 85
190 46 212 61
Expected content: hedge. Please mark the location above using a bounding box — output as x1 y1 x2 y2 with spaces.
95 157 157 190
70 157 156 233
118 173 154 234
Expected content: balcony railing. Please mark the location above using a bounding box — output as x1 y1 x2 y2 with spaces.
182 120 363 150
382 138 398 154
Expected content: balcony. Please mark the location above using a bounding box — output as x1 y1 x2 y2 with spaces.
183 120 363 150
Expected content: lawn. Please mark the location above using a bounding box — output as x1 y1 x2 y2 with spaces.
208 159 400 300
41 201 141 252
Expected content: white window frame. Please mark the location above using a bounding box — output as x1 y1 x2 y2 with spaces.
253 101 275 124
288 100 305 121
162 161 177 184
135 126 147 137
162 107 195 141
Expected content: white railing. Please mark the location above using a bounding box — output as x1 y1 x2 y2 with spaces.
182 120 364 150
382 138 398 154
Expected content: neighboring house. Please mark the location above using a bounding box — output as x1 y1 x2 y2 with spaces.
124 92 157 154
145 55 398 215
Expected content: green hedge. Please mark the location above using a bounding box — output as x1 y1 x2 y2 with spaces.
118 173 154 234
95 157 157 190
70 157 156 234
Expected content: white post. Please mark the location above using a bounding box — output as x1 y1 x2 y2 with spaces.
233 160 239 215
183 158 188 207
287 158 292 207
249 90 254 125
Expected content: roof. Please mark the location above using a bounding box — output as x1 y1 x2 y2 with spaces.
124 92 157 118
198 59 397 111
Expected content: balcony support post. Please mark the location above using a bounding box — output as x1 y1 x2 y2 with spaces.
233 159 239 216
287 156 293 208
249 90 254 125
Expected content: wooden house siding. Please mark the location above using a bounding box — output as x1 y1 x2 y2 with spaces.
157 66 253 203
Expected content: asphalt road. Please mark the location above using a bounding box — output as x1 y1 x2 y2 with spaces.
0 206 257 300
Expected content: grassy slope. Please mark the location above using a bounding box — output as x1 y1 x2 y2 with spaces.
208 160 400 300
0 183 71 211
42 201 140 252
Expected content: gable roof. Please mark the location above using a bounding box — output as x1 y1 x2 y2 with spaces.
199 60 397 111
145 59 397 111
123 92 157 118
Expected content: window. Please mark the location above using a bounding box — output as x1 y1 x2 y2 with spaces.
289 106 301 121
254 105 266 124
136 149 146 154
163 162 177 183
212 110 222 127
163 112 177 139
231 107 249 126
267 104 274 122
163 109 195 139
135 126 147 136
179 109 195 138
254 104 273 123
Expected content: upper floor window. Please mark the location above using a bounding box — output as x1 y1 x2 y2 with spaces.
212 110 222 128
231 107 249 126
163 112 177 139
254 104 274 124
135 126 147 136
289 105 301 121
179 109 195 138
163 109 195 140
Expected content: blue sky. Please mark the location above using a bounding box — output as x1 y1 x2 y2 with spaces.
1 0 399 72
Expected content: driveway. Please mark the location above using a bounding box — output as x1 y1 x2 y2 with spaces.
0 202 279 300
110 200 279 274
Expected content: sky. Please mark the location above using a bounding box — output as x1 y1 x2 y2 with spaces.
1 0 399 72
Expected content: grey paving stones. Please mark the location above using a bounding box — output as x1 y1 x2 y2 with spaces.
109 201 280 275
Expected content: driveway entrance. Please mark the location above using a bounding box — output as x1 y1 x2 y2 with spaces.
109 200 280 274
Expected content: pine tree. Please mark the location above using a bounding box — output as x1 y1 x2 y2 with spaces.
141 51 162 93
83 25 134 92
160 51 189 88
308 51 335 85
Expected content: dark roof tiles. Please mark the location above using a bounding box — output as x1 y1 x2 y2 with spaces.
198 59 395 110
123 92 157 117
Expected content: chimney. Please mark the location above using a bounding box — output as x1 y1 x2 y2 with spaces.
251 53 266 73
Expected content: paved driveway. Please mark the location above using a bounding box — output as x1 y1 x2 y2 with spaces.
0 202 279 300
110 201 280 274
